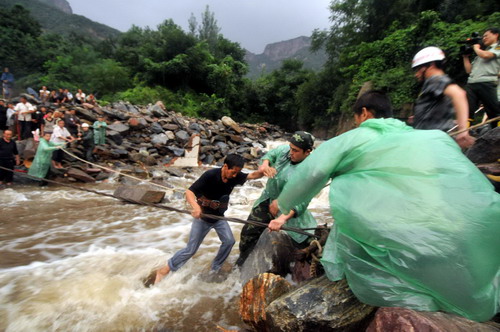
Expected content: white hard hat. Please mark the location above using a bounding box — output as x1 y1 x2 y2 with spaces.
82 123 89 128
412 47 445 68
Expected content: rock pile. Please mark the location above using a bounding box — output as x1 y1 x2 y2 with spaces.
65 101 286 168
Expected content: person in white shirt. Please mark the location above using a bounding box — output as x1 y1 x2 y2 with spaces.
39 86 50 103
14 96 35 140
50 119 75 168
75 89 86 104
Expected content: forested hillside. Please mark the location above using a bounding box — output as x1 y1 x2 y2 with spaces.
0 1 499 135
0 0 120 39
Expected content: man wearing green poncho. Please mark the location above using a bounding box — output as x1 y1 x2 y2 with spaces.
93 115 107 145
269 91 500 322
236 131 317 266
28 132 65 182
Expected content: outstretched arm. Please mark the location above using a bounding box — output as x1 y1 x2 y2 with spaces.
444 84 475 148
185 189 202 219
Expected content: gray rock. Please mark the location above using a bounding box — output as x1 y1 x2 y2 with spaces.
151 133 169 145
106 130 123 145
163 124 179 131
113 185 166 204
266 277 375 332
175 130 190 143
101 107 129 121
108 122 130 135
67 168 96 183
75 107 97 122
148 104 168 117
165 167 184 177
168 146 185 157
202 154 215 165
466 127 500 163
240 230 295 284
150 122 164 134
111 149 129 158
188 122 204 132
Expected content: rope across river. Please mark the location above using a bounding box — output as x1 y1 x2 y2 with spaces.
0 164 320 238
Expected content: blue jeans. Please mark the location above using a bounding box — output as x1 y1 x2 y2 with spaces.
168 218 235 272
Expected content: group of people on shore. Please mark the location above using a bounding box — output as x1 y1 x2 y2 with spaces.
0 93 109 185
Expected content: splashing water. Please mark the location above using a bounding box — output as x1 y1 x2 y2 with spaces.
0 158 331 331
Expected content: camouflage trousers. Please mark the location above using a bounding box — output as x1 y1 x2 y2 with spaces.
236 199 273 266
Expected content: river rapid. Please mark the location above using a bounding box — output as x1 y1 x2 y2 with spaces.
0 142 331 331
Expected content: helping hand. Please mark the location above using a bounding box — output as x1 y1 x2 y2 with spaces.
269 199 279 217
268 214 287 232
456 132 476 149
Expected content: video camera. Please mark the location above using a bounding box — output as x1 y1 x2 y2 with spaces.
458 32 483 55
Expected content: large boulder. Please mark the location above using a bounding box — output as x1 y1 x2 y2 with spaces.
239 273 293 332
106 130 123 145
466 127 500 163
367 307 500 332
240 230 295 284
266 277 375 332
113 185 166 204
67 168 96 183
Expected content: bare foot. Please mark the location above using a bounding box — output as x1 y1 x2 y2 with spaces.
154 265 171 285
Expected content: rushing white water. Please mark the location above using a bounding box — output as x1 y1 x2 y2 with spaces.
0 143 331 331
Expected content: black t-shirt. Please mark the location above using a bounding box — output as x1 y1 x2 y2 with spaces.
0 138 18 160
0 105 7 129
189 167 248 222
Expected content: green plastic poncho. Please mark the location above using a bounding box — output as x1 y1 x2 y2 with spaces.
28 138 64 178
277 118 500 322
93 120 107 145
257 144 316 243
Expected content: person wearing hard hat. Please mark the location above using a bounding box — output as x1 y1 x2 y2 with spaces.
412 46 475 149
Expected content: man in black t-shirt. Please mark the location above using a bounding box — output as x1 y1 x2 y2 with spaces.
0 130 20 185
154 154 263 284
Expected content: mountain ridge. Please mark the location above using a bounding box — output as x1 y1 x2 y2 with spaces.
245 36 327 79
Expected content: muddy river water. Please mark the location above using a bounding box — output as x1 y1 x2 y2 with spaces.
0 146 331 331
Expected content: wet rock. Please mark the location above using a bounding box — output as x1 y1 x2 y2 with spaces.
221 116 242 133
150 122 164 134
239 273 293 332
466 127 500 163
266 277 375 332
108 122 130 135
240 230 295 284
67 168 96 183
151 133 169 145
165 167 184 177
366 307 500 332
113 184 166 204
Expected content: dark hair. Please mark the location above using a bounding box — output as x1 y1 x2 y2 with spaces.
485 27 499 35
224 154 245 169
353 90 393 118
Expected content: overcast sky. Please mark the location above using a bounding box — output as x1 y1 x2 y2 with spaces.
67 0 332 53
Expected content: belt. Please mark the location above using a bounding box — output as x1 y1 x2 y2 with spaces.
197 196 228 210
